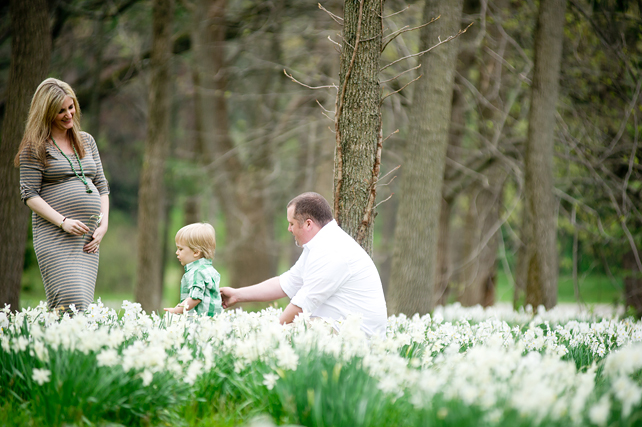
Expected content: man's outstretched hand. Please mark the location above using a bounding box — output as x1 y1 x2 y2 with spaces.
220 287 239 309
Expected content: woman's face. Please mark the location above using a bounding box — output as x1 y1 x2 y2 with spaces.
52 96 75 133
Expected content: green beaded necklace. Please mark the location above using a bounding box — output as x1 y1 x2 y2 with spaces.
51 137 93 193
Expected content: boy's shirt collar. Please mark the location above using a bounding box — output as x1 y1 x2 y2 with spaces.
184 257 212 272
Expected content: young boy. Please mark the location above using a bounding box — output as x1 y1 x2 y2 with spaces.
164 222 222 317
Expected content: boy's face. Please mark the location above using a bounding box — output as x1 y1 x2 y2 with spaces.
175 242 201 266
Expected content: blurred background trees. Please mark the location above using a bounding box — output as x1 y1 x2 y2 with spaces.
0 0 640 316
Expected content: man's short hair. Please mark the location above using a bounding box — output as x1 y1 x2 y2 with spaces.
175 223 216 260
287 192 334 226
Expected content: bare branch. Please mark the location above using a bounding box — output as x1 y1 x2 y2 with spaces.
494 20 533 68
569 0 638 81
381 22 473 72
380 65 420 84
321 111 334 121
382 6 409 19
552 188 610 239
374 193 394 209
381 74 422 103
383 129 399 143
328 35 342 49
382 25 409 46
557 115 642 271
379 164 400 182
622 108 639 211
598 77 641 161
446 157 490 189
284 69 338 90
382 16 440 52
316 99 334 113
318 3 343 25
361 32 383 42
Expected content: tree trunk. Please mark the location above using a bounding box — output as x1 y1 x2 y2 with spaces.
456 0 509 307
191 0 275 288
333 0 384 255
520 0 566 309
435 0 478 305
457 164 506 306
624 250 642 318
0 0 51 311
134 0 174 313
388 0 465 316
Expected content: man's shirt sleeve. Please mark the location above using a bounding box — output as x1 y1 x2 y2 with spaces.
280 249 306 299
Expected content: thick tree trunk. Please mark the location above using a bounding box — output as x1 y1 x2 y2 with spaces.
457 164 506 306
134 0 174 313
192 0 275 288
333 0 384 255
456 0 509 307
520 0 566 309
388 0 465 316
435 3 478 305
0 0 51 311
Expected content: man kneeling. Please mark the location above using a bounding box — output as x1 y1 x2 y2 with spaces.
219 192 387 337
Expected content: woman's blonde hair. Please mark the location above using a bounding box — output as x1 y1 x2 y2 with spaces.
175 223 217 260
14 77 84 167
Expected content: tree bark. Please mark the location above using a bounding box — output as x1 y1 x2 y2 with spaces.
0 0 51 311
520 0 567 309
333 0 384 255
457 163 506 307
191 0 276 288
388 0 465 316
435 0 478 305
456 0 509 307
134 0 174 313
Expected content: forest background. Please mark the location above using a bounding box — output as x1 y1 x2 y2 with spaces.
0 0 640 316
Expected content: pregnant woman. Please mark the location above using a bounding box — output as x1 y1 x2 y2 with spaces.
15 78 110 313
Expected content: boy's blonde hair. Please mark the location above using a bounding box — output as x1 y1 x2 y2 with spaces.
175 223 216 260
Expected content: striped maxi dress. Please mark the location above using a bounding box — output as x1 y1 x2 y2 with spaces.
20 132 110 312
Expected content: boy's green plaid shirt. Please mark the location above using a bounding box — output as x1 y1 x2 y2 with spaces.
180 258 221 316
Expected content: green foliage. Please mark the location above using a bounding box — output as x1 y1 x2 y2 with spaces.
268 354 394 427
0 337 189 425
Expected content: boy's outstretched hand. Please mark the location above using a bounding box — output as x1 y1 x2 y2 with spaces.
164 304 187 314
220 287 239 309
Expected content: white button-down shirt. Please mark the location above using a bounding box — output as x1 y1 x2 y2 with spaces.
280 220 387 337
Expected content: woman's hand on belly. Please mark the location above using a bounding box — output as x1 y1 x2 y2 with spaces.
62 218 90 236
83 222 107 254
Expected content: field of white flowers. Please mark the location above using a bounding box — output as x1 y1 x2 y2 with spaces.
1 300 641 427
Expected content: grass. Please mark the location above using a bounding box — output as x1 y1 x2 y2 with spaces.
20 270 623 311
494 271 622 305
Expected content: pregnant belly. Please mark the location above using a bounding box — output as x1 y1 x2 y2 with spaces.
40 179 102 224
